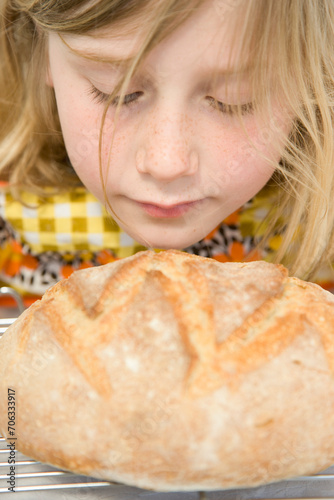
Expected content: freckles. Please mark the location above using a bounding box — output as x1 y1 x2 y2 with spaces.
102 129 123 157
64 105 104 167
249 110 292 154
100 133 129 190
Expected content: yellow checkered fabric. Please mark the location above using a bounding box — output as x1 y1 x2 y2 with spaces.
1 184 334 298
0 187 146 258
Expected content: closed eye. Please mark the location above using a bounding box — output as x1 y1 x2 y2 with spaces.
87 86 254 115
112 91 143 106
207 96 254 116
87 85 143 106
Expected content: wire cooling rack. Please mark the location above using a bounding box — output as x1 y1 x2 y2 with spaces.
1 314 334 500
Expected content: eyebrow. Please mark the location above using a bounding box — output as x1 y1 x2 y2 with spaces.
60 35 136 67
60 35 252 82
208 63 252 80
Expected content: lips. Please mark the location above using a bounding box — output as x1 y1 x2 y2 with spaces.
136 200 202 218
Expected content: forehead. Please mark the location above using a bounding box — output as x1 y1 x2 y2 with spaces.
60 0 247 72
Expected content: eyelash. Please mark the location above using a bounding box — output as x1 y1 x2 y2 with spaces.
87 85 254 116
88 86 141 106
206 96 254 116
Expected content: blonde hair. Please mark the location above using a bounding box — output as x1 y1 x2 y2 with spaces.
1 0 334 279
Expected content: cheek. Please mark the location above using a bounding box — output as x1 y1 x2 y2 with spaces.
198 117 289 208
57 99 108 190
69 114 129 200
205 132 271 193
214 113 290 186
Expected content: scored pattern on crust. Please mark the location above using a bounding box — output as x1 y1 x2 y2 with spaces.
40 252 155 397
20 250 334 399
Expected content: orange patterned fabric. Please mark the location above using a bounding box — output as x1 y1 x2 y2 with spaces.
0 184 333 299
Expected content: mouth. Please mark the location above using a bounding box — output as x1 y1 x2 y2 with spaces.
135 199 204 218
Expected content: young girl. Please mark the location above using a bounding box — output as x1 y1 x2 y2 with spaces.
1 0 334 304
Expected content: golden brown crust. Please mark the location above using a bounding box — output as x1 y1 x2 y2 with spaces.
1 249 334 492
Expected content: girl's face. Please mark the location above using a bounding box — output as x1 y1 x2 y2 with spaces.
47 1 292 249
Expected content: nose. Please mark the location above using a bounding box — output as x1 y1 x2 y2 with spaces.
135 108 198 181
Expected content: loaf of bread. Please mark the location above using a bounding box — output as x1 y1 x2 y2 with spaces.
1 249 334 492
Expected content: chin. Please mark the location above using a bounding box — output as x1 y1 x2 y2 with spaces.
135 236 188 251
126 229 199 251
115 213 211 250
